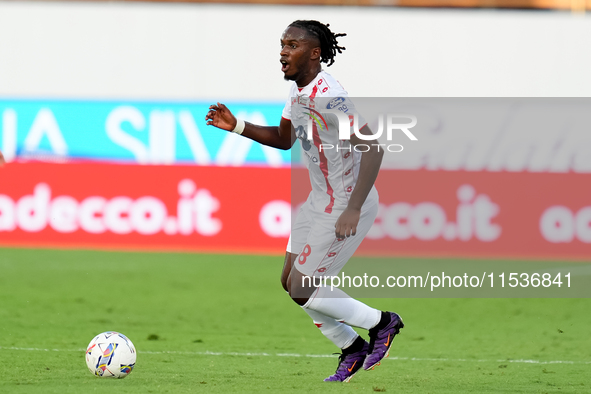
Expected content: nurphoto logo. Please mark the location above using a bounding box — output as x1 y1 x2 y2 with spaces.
303 105 418 153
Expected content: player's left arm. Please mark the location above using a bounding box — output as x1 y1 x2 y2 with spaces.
334 125 383 239
0 150 5 167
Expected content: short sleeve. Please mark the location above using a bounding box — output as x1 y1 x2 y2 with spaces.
281 98 291 120
281 100 291 120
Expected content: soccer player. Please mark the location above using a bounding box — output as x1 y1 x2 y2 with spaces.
206 20 403 382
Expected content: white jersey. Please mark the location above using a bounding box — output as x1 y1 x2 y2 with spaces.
282 71 378 216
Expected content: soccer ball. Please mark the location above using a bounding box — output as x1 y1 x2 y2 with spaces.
85 331 136 378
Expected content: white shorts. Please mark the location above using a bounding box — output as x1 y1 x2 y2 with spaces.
287 195 378 278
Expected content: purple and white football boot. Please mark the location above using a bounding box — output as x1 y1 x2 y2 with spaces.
363 312 404 370
324 341 369 382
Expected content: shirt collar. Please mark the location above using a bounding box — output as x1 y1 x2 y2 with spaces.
296 70 324 96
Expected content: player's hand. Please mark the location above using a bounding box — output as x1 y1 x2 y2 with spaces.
335 207 360 240
0 150 5 167
205 103 237 132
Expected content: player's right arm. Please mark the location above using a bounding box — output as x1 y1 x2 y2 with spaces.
205 103 295 150
0 150 5 166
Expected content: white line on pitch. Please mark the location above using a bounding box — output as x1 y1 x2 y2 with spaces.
1 346 590 365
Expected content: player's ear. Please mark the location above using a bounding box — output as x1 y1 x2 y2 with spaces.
310 46 321 62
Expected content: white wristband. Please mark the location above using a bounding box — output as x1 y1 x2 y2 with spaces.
232 119 245 135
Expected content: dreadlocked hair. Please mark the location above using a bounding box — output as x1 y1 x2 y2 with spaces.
289 20 346 67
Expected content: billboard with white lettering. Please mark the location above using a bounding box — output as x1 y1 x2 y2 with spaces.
0 100 288 166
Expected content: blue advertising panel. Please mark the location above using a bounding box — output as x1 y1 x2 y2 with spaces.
0 100 291 167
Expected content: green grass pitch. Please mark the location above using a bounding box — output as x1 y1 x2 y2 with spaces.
1 248 590 393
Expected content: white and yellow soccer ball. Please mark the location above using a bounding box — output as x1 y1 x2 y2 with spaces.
85 331 136 378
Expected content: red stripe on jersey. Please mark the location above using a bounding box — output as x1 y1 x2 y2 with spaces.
310 85 335 214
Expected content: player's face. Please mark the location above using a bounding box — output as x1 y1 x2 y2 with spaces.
280 26 319 84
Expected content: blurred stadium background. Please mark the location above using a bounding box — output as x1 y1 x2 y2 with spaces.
1 0 590 256
1 0 590 392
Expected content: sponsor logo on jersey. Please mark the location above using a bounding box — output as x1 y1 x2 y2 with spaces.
303 107 329 131
295 125 312 151
327 97 346 109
